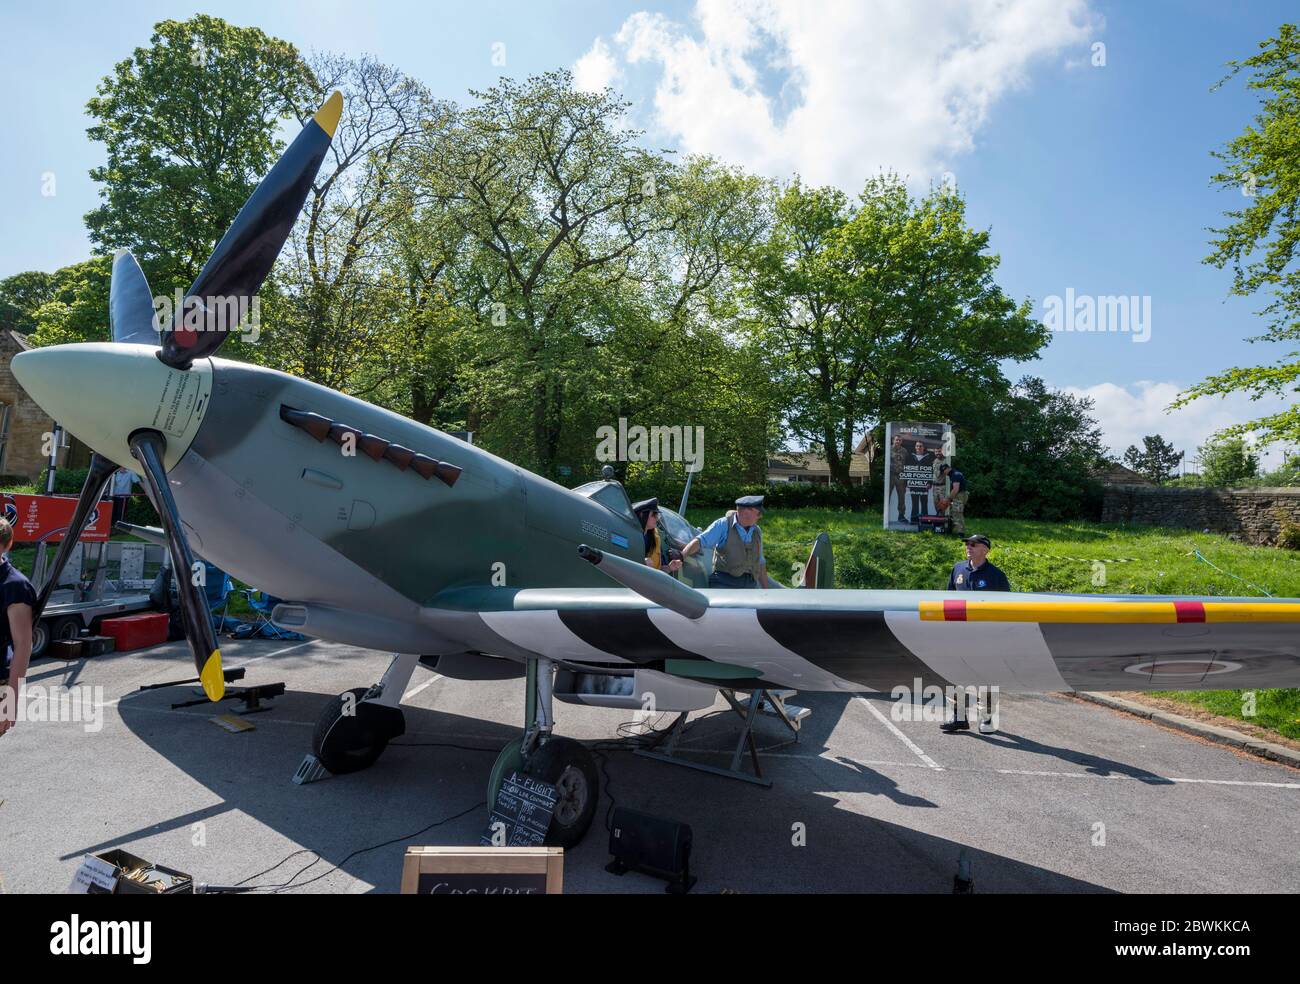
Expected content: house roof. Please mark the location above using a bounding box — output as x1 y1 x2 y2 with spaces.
6 331 32 352
1090 462 1154 486
768 451 872 477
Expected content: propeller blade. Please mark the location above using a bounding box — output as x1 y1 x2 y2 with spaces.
109 249 159 346
158 92 343 370
32 453 119 622
129 431 224 701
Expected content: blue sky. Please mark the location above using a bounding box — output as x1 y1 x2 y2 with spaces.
1 0 1295 464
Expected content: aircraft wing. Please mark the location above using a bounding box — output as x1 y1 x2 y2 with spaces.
427 583 1300 694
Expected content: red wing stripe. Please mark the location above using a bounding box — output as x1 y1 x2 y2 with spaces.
1174 601 1206 623
943 599 967 621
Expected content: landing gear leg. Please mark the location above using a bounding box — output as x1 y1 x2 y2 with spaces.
308 653 416 776
488 657 599 849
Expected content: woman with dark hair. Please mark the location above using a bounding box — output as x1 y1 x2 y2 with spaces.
632 498 682 573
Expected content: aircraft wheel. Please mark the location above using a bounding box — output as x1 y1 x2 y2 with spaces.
312 687 405 775
527 737 599 848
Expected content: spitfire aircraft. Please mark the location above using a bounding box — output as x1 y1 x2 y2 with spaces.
16 94 1300 847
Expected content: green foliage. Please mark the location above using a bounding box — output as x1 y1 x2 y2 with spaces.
1154 688 1300 741
6 258 113 347
1197 431 1260 486
1173 24 1300 447
633 479 877 514
736 175 1047 486
956 376 1107 521
1274 508 1300 550
1123 434 1184 484
0 271 59 334
84 14 315 293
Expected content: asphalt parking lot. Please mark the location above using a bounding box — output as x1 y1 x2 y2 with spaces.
2 637 1298 893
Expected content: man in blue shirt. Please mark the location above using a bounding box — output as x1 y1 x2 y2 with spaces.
681 495 770 588
941 534 1010 733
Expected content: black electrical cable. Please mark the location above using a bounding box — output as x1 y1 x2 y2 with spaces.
234 799 485 893
389 741 501 753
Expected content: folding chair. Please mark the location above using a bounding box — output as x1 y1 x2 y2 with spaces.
233 588 304 640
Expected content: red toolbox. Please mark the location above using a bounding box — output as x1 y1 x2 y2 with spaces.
100 612 170 652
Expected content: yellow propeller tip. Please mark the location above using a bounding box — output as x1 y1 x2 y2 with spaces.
200 649 225 702
313 91 343 138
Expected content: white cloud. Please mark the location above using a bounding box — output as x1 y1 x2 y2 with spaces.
573 37 622 93
576 0 1099 188
1060 380 1293 470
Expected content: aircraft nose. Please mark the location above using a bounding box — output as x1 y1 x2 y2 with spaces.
11 342 214 473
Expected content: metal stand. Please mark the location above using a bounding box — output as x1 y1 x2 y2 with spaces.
634 688 804 787
138 667 284 714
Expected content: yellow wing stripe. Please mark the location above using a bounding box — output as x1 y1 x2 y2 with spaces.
918 599 1300 624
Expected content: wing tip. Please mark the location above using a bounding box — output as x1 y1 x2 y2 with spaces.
313 91 343 138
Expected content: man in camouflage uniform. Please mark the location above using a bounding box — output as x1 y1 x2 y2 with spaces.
938 464 968 536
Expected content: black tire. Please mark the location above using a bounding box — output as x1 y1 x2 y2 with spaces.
311 688 405 775
32 619 49 659
50 616 82 645
526 737 599 849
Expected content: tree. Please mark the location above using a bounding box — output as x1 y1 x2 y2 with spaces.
1123 435 1183 484
1198 431 1260 486
10 259 114 347
957 377 1107 520
738 175 1047 486
412 70 677 478
256 53 449 393
0 271 58 334
84 14 315 294
1172 24 1300 445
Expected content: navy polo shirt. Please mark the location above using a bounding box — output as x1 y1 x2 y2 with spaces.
947 469 966 493
947 559 1010 592
0 559 36 671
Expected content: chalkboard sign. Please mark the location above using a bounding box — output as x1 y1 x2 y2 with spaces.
481 771 557 847
400 847 563 894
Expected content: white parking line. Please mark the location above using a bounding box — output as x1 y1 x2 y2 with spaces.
855 696 942 770
225 640 317 670
403 674 442 702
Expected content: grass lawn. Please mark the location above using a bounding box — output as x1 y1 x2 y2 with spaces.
686 507 1300 740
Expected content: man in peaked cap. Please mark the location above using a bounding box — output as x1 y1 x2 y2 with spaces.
681 495 770 588
941 533 1011 734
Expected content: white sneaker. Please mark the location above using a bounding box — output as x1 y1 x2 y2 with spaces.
978 718 996 734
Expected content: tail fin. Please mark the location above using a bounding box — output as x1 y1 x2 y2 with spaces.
799 533 834 588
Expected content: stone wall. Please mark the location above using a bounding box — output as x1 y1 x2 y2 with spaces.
0 332 59 480
1101 484 1300 544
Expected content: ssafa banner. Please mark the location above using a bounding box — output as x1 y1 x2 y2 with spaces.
883 422 953 531
2 493 112 543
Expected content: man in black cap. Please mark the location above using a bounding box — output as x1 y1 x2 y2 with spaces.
632 498 682 574
681 495 769 588
941 534 1010 733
